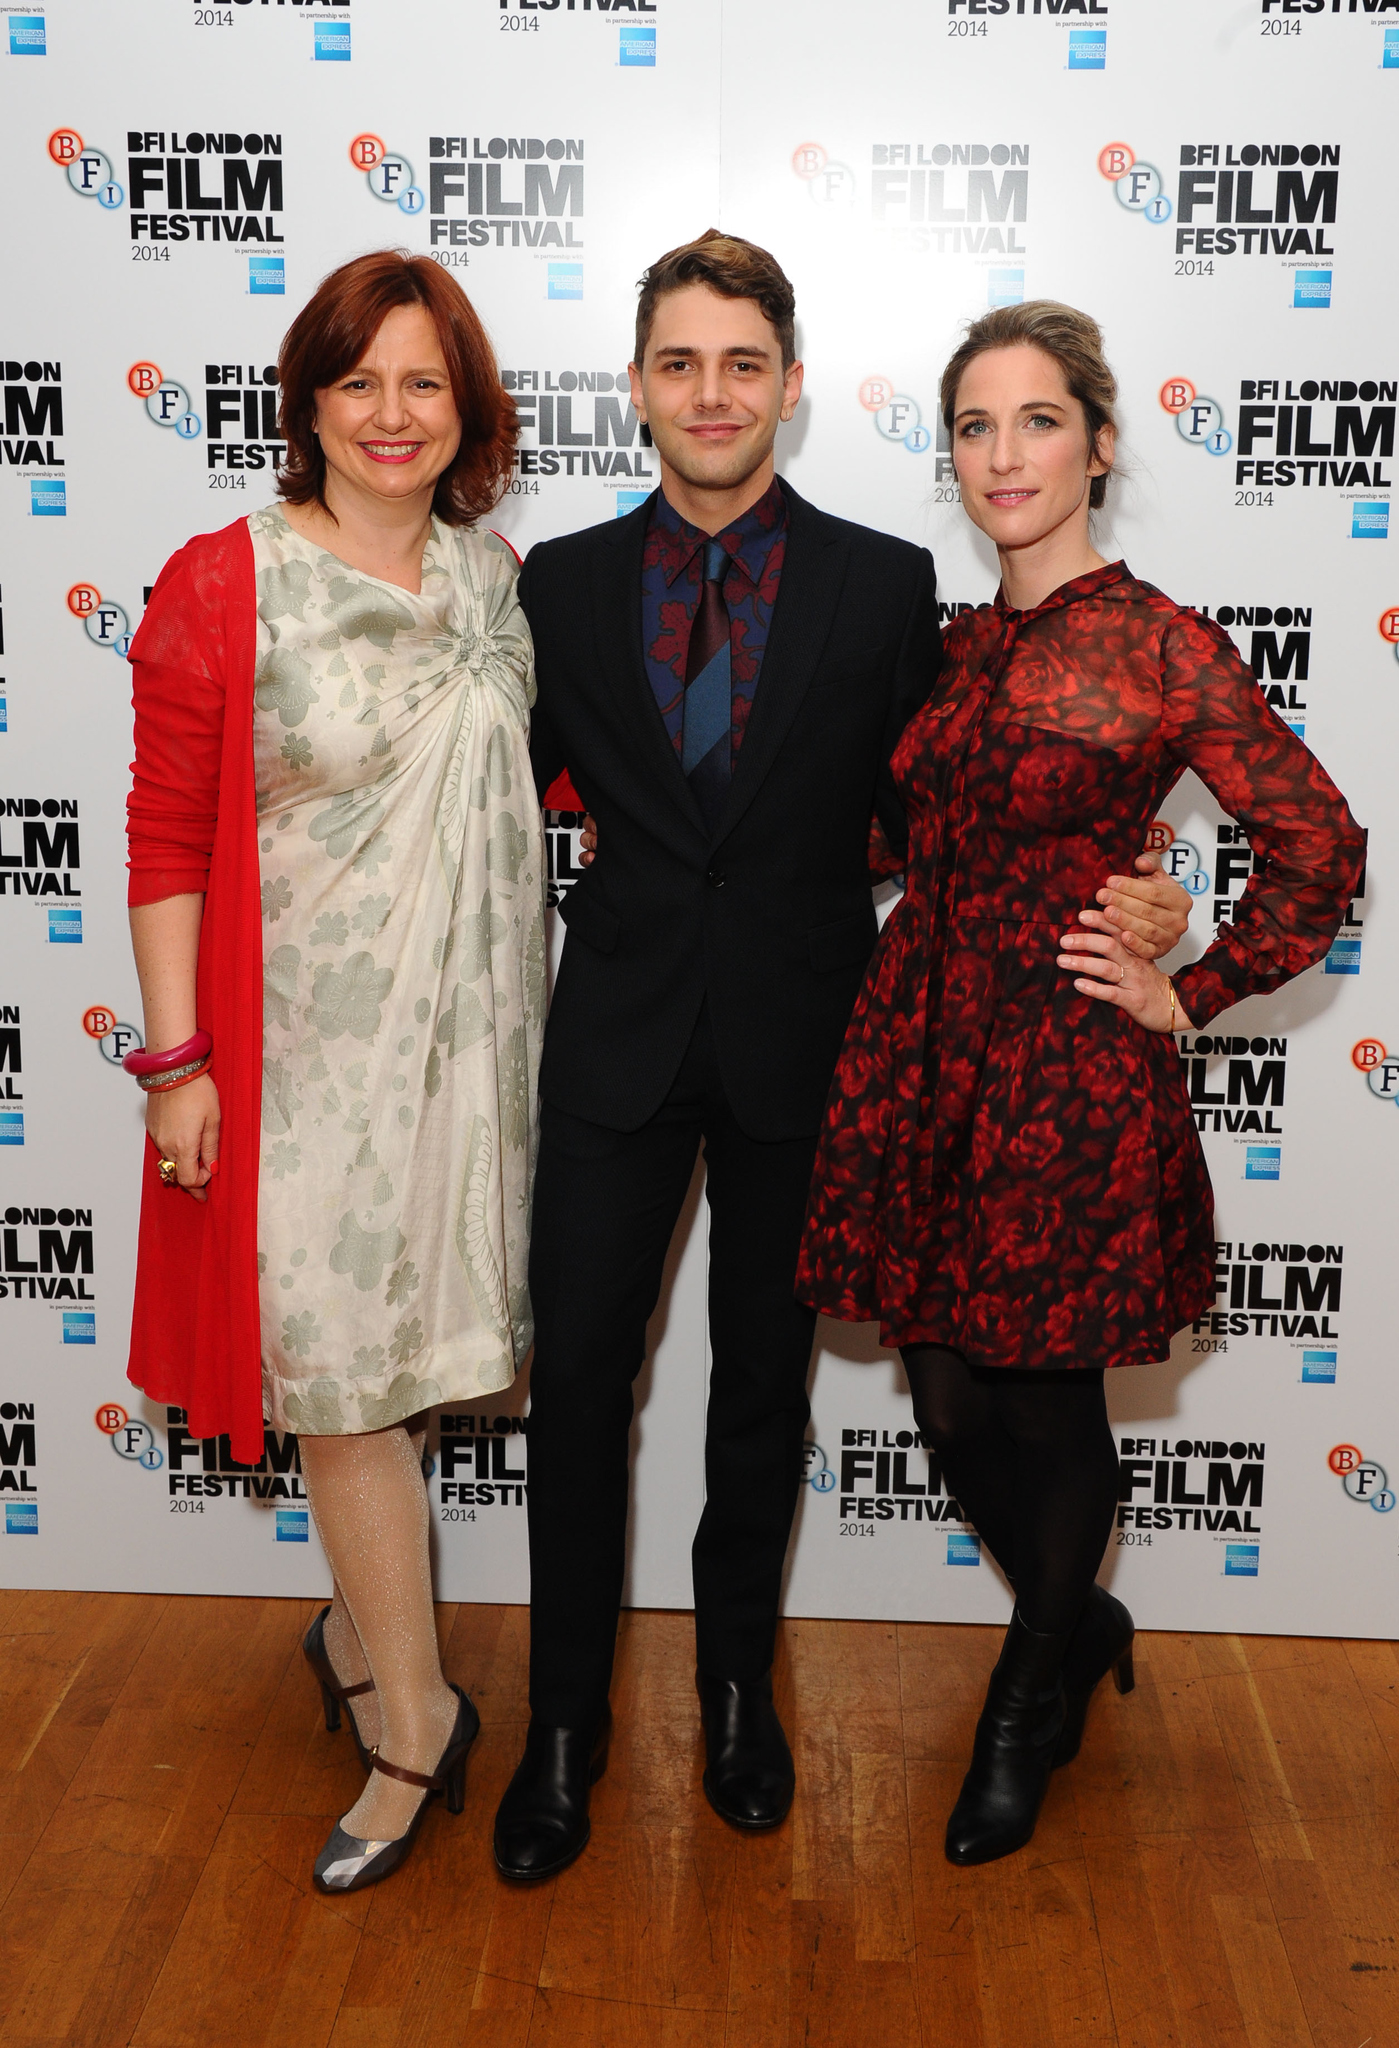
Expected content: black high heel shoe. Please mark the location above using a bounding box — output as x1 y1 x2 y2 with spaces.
313 1683 481 1894
1054 1585 1135 1768
302 1604 377 1772
945 1610 1070 1866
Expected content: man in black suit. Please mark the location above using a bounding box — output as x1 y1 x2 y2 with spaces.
493 231 1187 1880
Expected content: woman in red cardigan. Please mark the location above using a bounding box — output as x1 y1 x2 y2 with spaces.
126 252 543 1892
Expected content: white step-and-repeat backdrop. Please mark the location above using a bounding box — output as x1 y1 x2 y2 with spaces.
1 0 1394 1637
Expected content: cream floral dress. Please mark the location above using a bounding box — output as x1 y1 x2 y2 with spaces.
250 506 544 1435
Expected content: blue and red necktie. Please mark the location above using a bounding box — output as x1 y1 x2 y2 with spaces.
681 539 732 829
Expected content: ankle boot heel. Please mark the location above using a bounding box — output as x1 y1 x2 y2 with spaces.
1054 1586 1136 1768
445 1754 467 1815
319 1680 342 1733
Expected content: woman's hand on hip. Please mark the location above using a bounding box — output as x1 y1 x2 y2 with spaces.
145 1073 221 1201
1055 931 1195 1034
1071 851 1192 961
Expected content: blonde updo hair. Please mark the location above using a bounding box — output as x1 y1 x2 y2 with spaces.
940 300 1118 510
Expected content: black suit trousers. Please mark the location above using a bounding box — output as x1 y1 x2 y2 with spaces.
525 1005 819 1724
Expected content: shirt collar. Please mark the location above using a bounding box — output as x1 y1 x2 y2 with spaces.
648 475 787 590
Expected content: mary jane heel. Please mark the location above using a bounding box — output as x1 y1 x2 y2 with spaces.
302 1604 377 1770
313 1683 480 1895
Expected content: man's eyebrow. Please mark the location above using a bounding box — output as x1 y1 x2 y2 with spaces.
651 344 775 360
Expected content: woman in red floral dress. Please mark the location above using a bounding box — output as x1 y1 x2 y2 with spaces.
796 302 1365 1867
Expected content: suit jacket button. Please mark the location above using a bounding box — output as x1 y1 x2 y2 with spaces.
706 868 726 890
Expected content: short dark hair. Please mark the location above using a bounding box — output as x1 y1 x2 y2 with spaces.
277 249 517 526
940 300 1118 511
634 228 797 370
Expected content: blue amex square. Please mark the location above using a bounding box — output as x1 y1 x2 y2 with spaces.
947 1531 981 1567
314 19 350 59
8 15 46 54
1225 1543 1260 1577
0 1112 22 1146
47 907 81 943
615 491 650 518
1385 27 1399 66
1352 502 1389 539
1293 269 1332 310
249 256 285 296
30 479 64 516
1067 29 1106 68
63 1312 96 1344
1301 1349 1337 1383
620 22 655 65
6 1503 38 1536
548 264 583 301
276 1509 309 1543
1245 1145 1281 1180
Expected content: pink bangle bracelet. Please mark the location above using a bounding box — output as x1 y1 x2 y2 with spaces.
123 1028 213 1079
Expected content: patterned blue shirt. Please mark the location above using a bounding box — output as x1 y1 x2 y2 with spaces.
639 478 788 766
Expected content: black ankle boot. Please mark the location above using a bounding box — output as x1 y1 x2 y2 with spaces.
697 1672 794 1830
945 1610 1069 1866
1055 1585 1135 1767
492 1709 611 1881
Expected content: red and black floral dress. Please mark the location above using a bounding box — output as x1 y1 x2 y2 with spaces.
796 562 1365 1372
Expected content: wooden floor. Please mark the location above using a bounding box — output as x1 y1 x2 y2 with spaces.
2 1597 1397 2048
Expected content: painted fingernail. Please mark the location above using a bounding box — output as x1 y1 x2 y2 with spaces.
208 1160 219 1178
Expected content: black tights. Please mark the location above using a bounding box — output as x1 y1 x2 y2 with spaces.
902 1345 1119 1636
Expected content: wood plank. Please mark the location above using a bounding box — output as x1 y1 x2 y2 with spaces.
0 1589 167 1917
721 1824 792 2047
1251 1826 1399 2048
1211 1892 1316 2048
1081 1829 1262 2048
1 1594 1396 2046
0 1594 292 2045
1069 1630 1252 1843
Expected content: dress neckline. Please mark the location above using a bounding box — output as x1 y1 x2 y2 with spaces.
258 504 449 604
993 558 1130 622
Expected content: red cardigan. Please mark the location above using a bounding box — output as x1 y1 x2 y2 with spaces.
125 519 266 1460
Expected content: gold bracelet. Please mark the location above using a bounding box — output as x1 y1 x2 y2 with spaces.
1168 981 1177 1032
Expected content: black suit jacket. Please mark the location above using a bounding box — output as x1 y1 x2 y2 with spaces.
522 479 940 1141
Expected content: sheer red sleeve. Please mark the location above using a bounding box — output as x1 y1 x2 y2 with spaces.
126 549 227 906
867 810 905 883
1160 609 1366 1027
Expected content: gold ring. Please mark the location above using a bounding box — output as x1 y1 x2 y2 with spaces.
1117 965 1126 985
157 1157 180 1189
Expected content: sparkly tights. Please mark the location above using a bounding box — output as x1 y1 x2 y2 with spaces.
299 1418 458 1843
901 1345 1120 1636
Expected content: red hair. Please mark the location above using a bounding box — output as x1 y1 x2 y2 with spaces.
276 249 517 526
